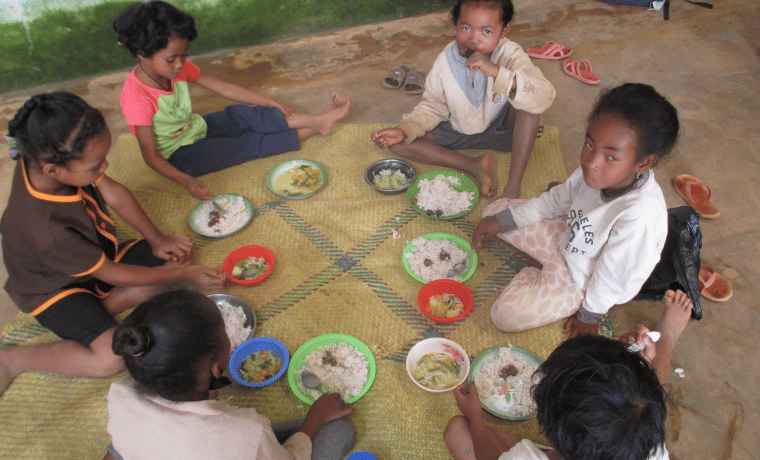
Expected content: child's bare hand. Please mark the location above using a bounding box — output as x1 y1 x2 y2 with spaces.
618 324 657 362
371 128 406 148
185 265 225 289
185 178 212 201
563 314 600 339
472 216 500 248
310 393 354 424
151 235 195 263
272 102 295 119
453 382 483 420
466 52 499 78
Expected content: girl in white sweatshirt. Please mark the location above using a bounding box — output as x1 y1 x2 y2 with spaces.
471 83 679 337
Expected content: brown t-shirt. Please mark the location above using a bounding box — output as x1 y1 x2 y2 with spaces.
1 160 118 314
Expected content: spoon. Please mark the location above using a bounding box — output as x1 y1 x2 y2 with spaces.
627 331 660 353
447 235 483 278
301 370 324 394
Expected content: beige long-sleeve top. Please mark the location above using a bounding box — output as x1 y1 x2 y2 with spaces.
399 39 556 143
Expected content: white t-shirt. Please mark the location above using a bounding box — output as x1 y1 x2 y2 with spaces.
509 167 667 317
107 377 311 460
499 439 670 460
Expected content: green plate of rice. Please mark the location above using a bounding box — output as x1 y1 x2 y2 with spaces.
287 333 376 405
402 233 478 283
467 345 544 420
406 170 479 219
188 193 254 238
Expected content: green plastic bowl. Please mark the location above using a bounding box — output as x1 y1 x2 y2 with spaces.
402 233 478 283
287 333 376 405
467 345 544 420
406 170 479 219
266 159 328 199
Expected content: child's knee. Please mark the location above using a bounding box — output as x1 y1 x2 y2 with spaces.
490 303 528 333
444 415 470 447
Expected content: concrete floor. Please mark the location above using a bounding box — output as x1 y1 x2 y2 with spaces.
0 1 758 458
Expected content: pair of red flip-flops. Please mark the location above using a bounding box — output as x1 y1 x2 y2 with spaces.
527 41 600 85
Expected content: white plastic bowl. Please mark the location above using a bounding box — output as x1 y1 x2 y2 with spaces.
405 338 470 393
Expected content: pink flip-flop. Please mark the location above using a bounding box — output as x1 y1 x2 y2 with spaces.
563 59 601 85
527 41 573 60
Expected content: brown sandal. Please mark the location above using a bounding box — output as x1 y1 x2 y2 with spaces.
404 70 426 95
383 64 412 89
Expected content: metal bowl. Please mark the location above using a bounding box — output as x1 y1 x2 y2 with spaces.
208 294 257 347
365 159 417 194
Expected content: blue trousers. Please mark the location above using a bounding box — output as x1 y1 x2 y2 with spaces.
168 104 300 177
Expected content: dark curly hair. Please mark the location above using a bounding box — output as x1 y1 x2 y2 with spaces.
451 0 514 26
113 1 197 58
533 334 667 460
589 83 679 162
112 290 224 402
7 92 106 165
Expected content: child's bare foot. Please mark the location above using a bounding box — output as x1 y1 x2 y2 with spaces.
475 153 498 197
657 289 693 344
316 93 350 135
500 180 521 199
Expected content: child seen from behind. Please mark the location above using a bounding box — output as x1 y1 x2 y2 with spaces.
472 83 679 337
0 92 225 396
104 290 355 460
113 1 350 200
371 0 555 198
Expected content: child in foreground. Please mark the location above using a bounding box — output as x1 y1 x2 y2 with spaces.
371 0 555 198
113 1 350 200
444 289 693 460
0 93 225 396
472 83 679 337
104 290 354 460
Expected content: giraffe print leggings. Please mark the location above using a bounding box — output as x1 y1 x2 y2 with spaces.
484 198 586 332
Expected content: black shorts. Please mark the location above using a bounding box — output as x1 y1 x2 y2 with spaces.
430 104 513 151
34 240 165 346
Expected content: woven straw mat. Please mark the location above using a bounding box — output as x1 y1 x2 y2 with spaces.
1 124 570 460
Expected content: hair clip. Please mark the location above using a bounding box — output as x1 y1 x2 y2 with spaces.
6 135 19 159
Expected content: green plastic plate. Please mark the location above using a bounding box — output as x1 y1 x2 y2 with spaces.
287 333 376 405
402 233 478 283
406 170 479 219
467 345 544 420
188 193 254 238
266 159 328 199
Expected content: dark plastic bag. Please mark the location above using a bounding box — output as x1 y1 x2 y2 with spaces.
635 206 702 319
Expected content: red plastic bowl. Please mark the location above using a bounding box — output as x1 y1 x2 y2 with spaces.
223 245 275 287
417 279 474 324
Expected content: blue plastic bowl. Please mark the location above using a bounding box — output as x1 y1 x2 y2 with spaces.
229 337 289 388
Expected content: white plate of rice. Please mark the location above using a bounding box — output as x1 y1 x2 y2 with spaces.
208 294 256 351
468 345 543 420
189 193 254 238
402 233 478 283
287 334 376 405
406 170 479 219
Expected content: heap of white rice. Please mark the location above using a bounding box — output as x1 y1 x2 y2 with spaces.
414 174 474 217
194 195 250 236
216 300 252 350
474 346 539 418
405 237 468 282
297 342 369 401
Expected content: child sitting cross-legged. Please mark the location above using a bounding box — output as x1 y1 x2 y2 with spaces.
113 1 350 200
0 93 225 397
104 289 355 460
444 289 694 460
472 83 679 337
371 0 555 198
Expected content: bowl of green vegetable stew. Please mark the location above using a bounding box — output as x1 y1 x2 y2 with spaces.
405 338 469 393
229 337 289 388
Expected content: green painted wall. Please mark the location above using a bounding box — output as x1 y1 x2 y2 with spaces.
0 0 446 94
